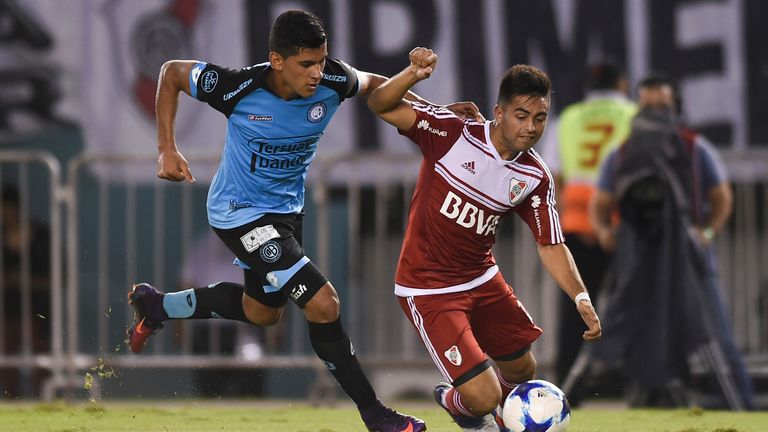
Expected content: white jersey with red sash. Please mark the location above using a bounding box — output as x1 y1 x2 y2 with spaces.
395 103 564 297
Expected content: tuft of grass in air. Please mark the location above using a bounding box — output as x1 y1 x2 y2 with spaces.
0 402 766 431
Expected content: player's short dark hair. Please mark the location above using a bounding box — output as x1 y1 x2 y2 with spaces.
497 65 551 105
269 10 327 58
587 61 624 90
637 74 677 92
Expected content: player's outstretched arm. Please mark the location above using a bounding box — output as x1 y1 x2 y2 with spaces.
156 60 197 183
366 47 438 131
590 189 615 251
359 71 483 123
537 243 602 341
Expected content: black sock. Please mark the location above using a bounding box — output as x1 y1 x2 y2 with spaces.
163 282 250 323
308 318 377 409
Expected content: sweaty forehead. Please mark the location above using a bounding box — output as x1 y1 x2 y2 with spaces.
294 43 328 60
507 94 550 114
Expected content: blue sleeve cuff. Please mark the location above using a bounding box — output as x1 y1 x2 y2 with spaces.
189 62 208 99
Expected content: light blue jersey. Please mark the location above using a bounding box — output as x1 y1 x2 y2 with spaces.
189 59 359 228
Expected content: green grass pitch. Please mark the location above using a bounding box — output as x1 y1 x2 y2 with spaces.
1 401 767 431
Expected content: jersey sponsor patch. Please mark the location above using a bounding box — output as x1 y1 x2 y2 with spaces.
417 119 448 136
322 73 347 82
201 70 218 93
444 345 463 366
307 102 327 122
240 225 280 253
439 191 501 236
509 178 528 205
289 283 308 301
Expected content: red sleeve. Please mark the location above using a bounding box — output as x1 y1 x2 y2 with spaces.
514 174 565 245
398 103 465 162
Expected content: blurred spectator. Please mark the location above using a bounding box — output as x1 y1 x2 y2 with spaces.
589 76 754 409
0 184 51 397
548 62 636 396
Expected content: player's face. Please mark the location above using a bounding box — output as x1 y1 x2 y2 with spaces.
638 84 675 109
270 43 328 99
493 94 549 155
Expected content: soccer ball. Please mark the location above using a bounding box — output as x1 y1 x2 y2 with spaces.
501 379 571 432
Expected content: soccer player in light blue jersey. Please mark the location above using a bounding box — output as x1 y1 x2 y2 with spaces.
125 9 481 432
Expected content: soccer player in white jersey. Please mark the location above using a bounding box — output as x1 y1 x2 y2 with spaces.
367 48 602 431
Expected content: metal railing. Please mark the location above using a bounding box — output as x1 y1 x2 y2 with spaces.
2 150 767 400
0 151 65 399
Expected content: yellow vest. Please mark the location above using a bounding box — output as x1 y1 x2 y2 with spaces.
557 93 636 235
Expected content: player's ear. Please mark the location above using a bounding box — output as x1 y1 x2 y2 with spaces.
269 51 283 71
493 104 503 125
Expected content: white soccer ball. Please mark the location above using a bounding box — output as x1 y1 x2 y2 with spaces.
501 379 571 432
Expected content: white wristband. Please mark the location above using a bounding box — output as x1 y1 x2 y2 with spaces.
574 292 591 304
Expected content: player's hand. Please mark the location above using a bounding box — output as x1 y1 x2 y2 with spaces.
445 101 486 122
691 226 714 248
576 299 601 341
157 149 196 183
408 47 437 81
596 226 616 252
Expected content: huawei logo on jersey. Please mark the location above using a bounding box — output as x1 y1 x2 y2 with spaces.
439 191 500 236
416 119 448 137
461 161 476 174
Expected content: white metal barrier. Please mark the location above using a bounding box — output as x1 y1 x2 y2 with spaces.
0 151 65 399
1 150 767 400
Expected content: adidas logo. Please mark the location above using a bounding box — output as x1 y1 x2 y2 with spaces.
461 161 476 174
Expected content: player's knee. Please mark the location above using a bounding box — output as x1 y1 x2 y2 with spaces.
503 353 537 383
456 368 503 415
460 383 502 415
242 297 283 326
303 283 340 323
247 308 282 326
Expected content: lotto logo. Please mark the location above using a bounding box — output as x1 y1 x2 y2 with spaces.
439 191 500 236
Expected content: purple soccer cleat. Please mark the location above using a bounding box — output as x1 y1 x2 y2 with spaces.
126 283 167 353
359 400 427 432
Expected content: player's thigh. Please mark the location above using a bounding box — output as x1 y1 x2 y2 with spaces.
470 278 542 361
213 214 328 310
241 269 284 326
398 294 488 385
454 367 503 414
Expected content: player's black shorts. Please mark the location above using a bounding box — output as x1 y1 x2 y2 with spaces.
213 212 328 309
